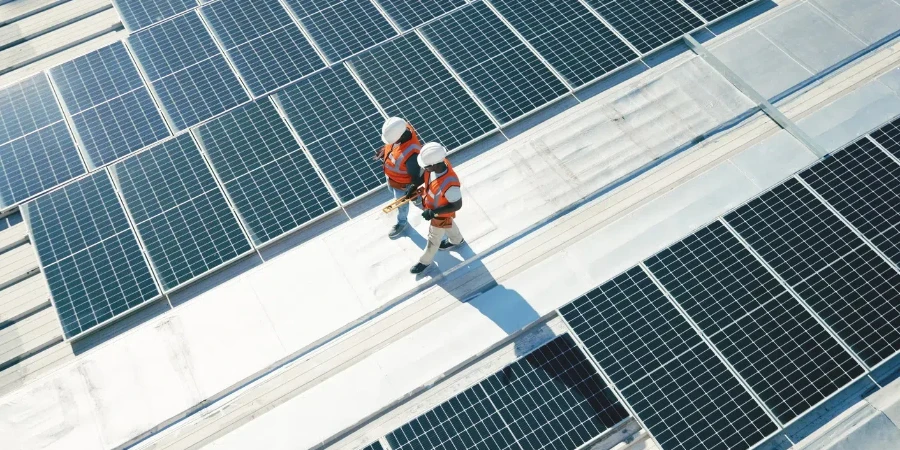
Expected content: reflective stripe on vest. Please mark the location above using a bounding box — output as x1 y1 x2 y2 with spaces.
424 168 460 218
383 126 420 185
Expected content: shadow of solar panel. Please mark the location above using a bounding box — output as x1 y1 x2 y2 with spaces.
196 100 337 245
128 13 248 131
622 344 778 450
284 0 397 62
24 171 159 338
725 178 900 367
275 66 384 202
582 0 704 54
560 267 704 388
377 0 465 30
0 122 84 208
647 222 863 424
349 34 495 150
111 134 251 290
683 0 757 21
421 3 568 125
482 335 628 450
50 42 170 168
0 74 64 146
113 0 197 31
490 0 638 88
801 139 900 266
202 0 325 96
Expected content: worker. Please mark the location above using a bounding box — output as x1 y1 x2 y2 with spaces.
380 117 423 238
409 142 464 275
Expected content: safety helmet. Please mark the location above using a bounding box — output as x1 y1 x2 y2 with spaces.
419 142 448 167
381 117 407 144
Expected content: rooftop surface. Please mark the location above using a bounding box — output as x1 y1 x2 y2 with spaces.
2 0 900 449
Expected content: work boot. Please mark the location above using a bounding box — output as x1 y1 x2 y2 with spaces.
439 239 464 251
388 222 406 238
410 263 430 274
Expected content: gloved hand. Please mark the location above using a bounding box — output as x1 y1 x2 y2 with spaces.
422 209 436 220
404 184 418 199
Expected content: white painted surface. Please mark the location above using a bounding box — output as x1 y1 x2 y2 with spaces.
730 130 818 188
810 0 900 45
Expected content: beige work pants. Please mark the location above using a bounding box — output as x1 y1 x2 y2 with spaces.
419 221 463 266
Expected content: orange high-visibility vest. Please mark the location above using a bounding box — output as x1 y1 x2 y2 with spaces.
382 125 421 189
423 161 460 219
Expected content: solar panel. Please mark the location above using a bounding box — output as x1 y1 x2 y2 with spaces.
283 0 397 62
481 335 628 450
195 99 338 245
386 334 627 450
0 73 64 146
201 0 325 96
349 34 495 150
421 3 569 124
560 267 778 450
725 179 900 367
111 133 252 290
581 0 704 54
376 0 465 30
128 13 249 131
360 442 384 450
50 42 170 168
870 117 900 159
23 171 159 338
800 139 900 266
647 222 864 424
0 122 84 208
112 0 197 31
274 65 384 202
490 0 638 88
681 0 756 21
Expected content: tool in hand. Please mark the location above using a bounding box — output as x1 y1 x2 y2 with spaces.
383 187 423 214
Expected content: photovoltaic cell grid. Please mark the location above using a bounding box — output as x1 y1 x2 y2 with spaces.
682 0 757 21
871 117 900 160
725 179 900 367
0 123 84 209
111 133 251 290
113 0 198 31
582 0 703 54
127 13 248 131
646 222 863 424
0 74 64 145
490 0 638 88
800 139 900 267
196 99 337 245
24 171 159 338
201 0 324 97
360 442 384 450
377 0 465 30
275 66 384 202
386 335 627 450
284 0 397 62
349 34 495 150
421 3 568 125
50 42 170 168
561 267 778 450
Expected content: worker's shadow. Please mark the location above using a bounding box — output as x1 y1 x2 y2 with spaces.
407 228 554 357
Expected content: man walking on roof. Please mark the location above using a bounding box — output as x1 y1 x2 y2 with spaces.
381 117 423 238
409 142 464 275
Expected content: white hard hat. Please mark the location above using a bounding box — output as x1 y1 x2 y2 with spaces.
381 117 407 144
419 142 447 166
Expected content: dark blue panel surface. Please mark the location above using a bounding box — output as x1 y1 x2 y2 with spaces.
0 74 64 145
377 0 465 30
491 0 638 87
112 134 251 289
872 117 900 159
284 0 396 61
422 3 568 124
0 122 84 208
202 0 324 96
113 0 197 31
683 0 756 21
350 34 495 150
196 100 337 245
582 0 703 53
276 66 384 202
25 171 159 338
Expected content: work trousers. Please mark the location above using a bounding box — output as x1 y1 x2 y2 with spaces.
419 221 463 266
391 187 409 225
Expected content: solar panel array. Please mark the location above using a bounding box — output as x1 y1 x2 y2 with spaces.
381 335 628 450
555 117 900 449
12 0 758 336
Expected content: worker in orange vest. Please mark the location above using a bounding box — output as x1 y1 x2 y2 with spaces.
381 117 423 238
409 142 464 274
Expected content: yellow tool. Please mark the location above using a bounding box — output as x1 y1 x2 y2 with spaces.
382 188 424 214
